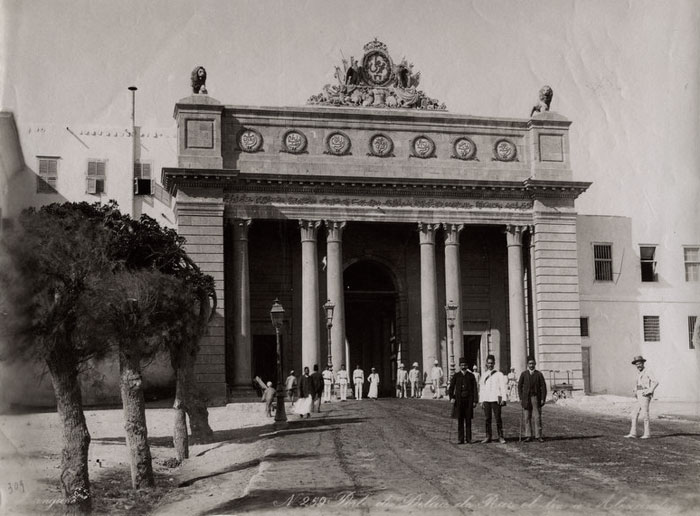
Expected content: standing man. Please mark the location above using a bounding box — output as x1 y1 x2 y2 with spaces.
518 356 547 442
295 367 312 418
310 364 324 413
336 364 349 401
322 365 335 403
262 381 276 417
367 367 380 399
430 360 444 399
507 367 518 402
285 370 297 406
480 354 507 444
472 365 481 388
625 355 659 439
408 362 421 398
448 357 479 444
353 364 365 400
396 363 408 398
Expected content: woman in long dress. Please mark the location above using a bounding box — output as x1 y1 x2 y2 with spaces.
367 367 380 399
295 367 313 417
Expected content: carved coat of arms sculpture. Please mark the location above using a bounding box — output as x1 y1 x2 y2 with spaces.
308 39 446 111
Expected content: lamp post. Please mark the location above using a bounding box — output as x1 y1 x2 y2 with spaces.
445 300 458 380
269 299 287 425
323 299 335 370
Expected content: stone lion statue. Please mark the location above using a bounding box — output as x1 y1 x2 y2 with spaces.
191 66 208 95
530 85 553 117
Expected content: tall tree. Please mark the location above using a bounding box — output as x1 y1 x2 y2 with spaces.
0 202 116 514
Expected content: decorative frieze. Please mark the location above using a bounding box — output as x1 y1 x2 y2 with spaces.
410 136 436 159
237 128 264 153
281 130 308 154
368 134 394 157
493 139 517 162
324 131 351 156
451 137 477 161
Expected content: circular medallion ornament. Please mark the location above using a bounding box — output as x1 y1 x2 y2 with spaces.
494 139 517 161
412 136 436 158
282 130 307 154
238 128 263 153
325 131 351 156
362 51 393 87
453 137 476 160
369 134 394 157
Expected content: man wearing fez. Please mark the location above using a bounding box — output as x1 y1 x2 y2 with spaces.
448 357 479 444
518 355 547 442
625 355 659 439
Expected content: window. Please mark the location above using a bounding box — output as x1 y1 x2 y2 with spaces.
580 317 589 337
133 161 154 196
689 316 698 350
593 244 613 281
37 157 59 193
153 182 172 207
86 159 106 194
640 246 657 282
684 247 700 282
133 161 152 179
643 316 660 342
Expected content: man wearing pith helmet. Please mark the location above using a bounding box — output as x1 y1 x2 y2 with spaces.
624 355 659 439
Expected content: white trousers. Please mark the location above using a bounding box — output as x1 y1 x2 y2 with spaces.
354 382 363 400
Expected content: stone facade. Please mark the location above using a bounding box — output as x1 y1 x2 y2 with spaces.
164 96 590 400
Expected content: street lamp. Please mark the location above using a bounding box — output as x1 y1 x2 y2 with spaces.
323 299 335 370
445 300 458 380
269 299 287 425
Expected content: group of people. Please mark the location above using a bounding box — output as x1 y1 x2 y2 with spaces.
267 353 660 443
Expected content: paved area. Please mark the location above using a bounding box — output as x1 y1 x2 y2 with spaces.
199 398 700 515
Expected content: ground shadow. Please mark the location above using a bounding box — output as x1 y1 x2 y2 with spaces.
177 458 261 487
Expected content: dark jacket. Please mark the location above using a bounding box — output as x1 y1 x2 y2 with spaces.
448 370 478 419
518 369 547 410
298 374 312 398
310 371 324 396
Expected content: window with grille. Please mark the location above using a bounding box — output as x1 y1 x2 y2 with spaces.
37 157 59 193
643 316 660 342
86 159 106 194
593 244 613 281
689 316 698 350
684 247 699 282
580 317 589 337
640 246 657 282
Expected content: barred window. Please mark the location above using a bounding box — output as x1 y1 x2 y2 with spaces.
640 246 657 282
684 247 699 282
643 316 660 342
580 317 589 337
689 316 698 350
37 157 59 193
594 244 613 281
86 159 106 194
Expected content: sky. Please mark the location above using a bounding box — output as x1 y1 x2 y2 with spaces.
1 0 698 242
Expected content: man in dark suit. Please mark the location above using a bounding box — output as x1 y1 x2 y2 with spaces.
517 355 547 442
448 357 479 444
310 364 324 413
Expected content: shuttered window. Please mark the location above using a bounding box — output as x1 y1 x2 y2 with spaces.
684 247 699 282
134 161 152 179
580 317 589 337
86 160 106 194
594 244 613 281
643 316 660 342
689 316 698 350
37 157 59 193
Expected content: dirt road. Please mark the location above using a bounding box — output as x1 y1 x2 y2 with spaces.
205 399 700 515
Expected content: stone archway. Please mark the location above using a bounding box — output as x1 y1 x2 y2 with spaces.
344 259 398 398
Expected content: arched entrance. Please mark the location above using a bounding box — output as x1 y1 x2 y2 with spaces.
344 259 398 398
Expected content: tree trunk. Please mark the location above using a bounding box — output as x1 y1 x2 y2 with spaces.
47 359 92 514
172 384 188 461
181 349 214 442
119 350 154 489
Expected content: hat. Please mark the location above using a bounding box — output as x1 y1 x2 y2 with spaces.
458 357 467 365
631 355 647 365
433 360 439 365
399 363 404 368
412 362 419 367
266 381 272 387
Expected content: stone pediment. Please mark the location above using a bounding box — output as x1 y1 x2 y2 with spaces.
307 39 446 111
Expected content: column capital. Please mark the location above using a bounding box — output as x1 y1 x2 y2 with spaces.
418 222 439 245
443 223 464 246
325 220 346 243
232 218 252 240
299 220 321 242
505 224 525 246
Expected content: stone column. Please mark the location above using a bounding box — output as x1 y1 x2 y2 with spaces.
300 220 321 370
418 223 440 376
506 224 527 375
443 223 464 375
231 219 252 389
326 221 347 372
